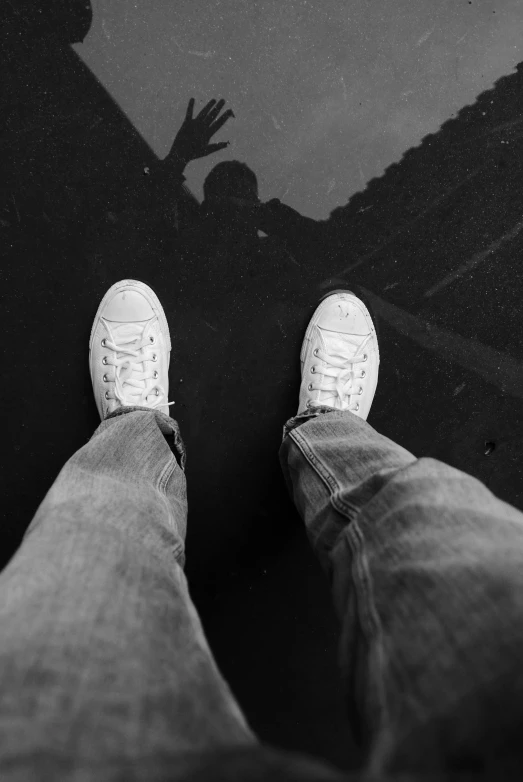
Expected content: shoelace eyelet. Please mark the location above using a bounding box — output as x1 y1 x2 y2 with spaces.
313 348 319 356
361 370 366 378
311 366 315 373
359 387 363 395
150 336 155 344
308 383 313 391
103 374 108 382
154 370 158 379
102 356 108 365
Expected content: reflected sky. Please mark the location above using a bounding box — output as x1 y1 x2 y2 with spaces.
75 0 523 219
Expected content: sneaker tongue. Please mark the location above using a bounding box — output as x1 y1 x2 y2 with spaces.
110 321 150 398
318 330 362 407
110 321 148 352
321 329 362 356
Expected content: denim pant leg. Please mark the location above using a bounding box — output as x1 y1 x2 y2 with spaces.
0 405 349 782
0 406 252 776
279 407 523 779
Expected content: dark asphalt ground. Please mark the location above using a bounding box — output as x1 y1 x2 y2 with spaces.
3 5 523 774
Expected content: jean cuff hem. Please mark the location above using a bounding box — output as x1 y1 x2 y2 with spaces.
105 406 187 470
281 406 344 442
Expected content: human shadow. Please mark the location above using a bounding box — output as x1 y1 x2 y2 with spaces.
170 63 523 589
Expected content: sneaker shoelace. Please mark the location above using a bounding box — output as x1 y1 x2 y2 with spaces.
103 322 175 410
311 333 371 410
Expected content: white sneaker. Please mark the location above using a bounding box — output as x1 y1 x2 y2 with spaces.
89 280 175 421
298 289 380 420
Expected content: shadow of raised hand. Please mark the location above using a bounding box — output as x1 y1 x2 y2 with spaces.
166 97 235 167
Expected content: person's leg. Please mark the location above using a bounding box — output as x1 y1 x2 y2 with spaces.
0 406 248 770
0 405 347 781
280 405 523 777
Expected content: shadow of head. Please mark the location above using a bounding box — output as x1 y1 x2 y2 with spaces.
3 0 93 44
201 161 261 238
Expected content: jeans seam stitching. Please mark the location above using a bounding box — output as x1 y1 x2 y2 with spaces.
291 425 389 751
157 453 186 564
346 519 390 758
290 428 339 494
291 427 361 518
158 451 178 494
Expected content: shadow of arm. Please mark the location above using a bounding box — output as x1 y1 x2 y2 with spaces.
258 198 327 253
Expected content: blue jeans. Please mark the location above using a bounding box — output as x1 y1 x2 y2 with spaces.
1 405 523 781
